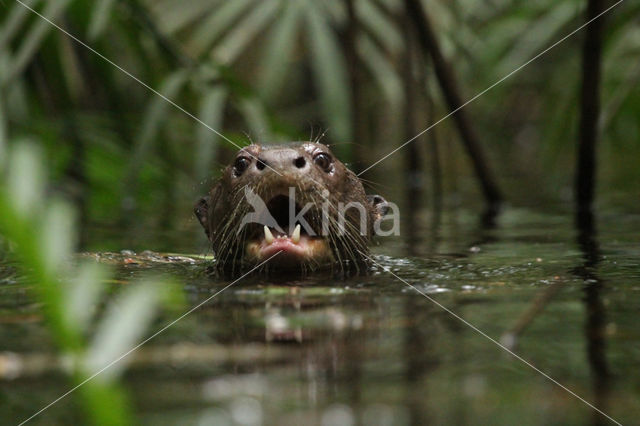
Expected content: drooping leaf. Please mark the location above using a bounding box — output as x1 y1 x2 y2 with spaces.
125 69 190 186
138 70 190 148
212 0 280 65
258 0 302 100
358 36 403 109
40 199 76 276
0 144 82 350
188 0 254 57
358 0 403 55
0 0 39 49
80 381 132 426
87 0 118 41
7 141 44 217
196 87 228 180
238 97 272 142
4 0 72 87
65 262 108 332
152 0 222 35
304 0 352 142
495 2 579 76
85 279 167 384
0 96 6 166
1 52 29 122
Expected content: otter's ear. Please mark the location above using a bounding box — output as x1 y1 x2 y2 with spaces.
194 196 211 237
367 194 390 220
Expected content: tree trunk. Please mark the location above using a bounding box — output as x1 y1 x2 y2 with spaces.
404 0 502 214
576 0 606 219
401 12 424 256
345 0 366 171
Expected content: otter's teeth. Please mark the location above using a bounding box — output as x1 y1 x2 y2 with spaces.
264 226 274 244
292 224 301 244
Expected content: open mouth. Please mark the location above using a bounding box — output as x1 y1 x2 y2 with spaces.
244 194 333 267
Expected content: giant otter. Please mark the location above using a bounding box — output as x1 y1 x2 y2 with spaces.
195 142 388 274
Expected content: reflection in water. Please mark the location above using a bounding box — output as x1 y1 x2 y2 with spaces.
499 211 613 423
3 207 639 424
500 281 563 351
403 296 436 426
401 11 424 260
260 286 371 422
575 212 611 426
403 179 423 258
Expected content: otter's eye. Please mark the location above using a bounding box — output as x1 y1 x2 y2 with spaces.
233 156 251 176
313 152 332 172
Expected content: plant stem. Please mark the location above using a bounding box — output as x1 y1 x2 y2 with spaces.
404 0 502 214
576 0 606 217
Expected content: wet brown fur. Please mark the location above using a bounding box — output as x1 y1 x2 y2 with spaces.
195 142 387 275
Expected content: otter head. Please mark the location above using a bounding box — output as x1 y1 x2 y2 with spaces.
195 142 389 274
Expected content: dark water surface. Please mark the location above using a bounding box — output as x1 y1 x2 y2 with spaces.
1 207 639 425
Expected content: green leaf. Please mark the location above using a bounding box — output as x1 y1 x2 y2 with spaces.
0 96 6 167
188 0 254 57
258 0 302 100
125 69 189 184
495 2 578 76
152 0 223 35
85 279 167 384
374 0 402 14
0 0 39 50
238 97 272 142
2 53 29 122
3 0 72 87
40 199 76 276
87 0 118 41
139 70 190 147
0 145 82 351
79 380 132 426
196 87 228 180
358 0 403 54
304 1 352 141
65 262 108 333
358 36 402 108
212 0 280 64
7 142 45 217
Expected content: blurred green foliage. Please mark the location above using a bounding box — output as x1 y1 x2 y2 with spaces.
0 141 181 425
0 0 639 235
1 1 638 422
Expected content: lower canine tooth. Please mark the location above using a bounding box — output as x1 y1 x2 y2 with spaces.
264 226 274 244
292 224 301 243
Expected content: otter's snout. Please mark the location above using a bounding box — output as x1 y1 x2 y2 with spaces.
255 148 310 175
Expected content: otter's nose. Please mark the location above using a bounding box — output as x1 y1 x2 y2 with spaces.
256 149 309 173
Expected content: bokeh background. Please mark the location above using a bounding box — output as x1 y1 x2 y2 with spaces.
2 1 640 425
2 0 638 253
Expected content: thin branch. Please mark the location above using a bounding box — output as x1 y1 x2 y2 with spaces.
404 0 502 213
